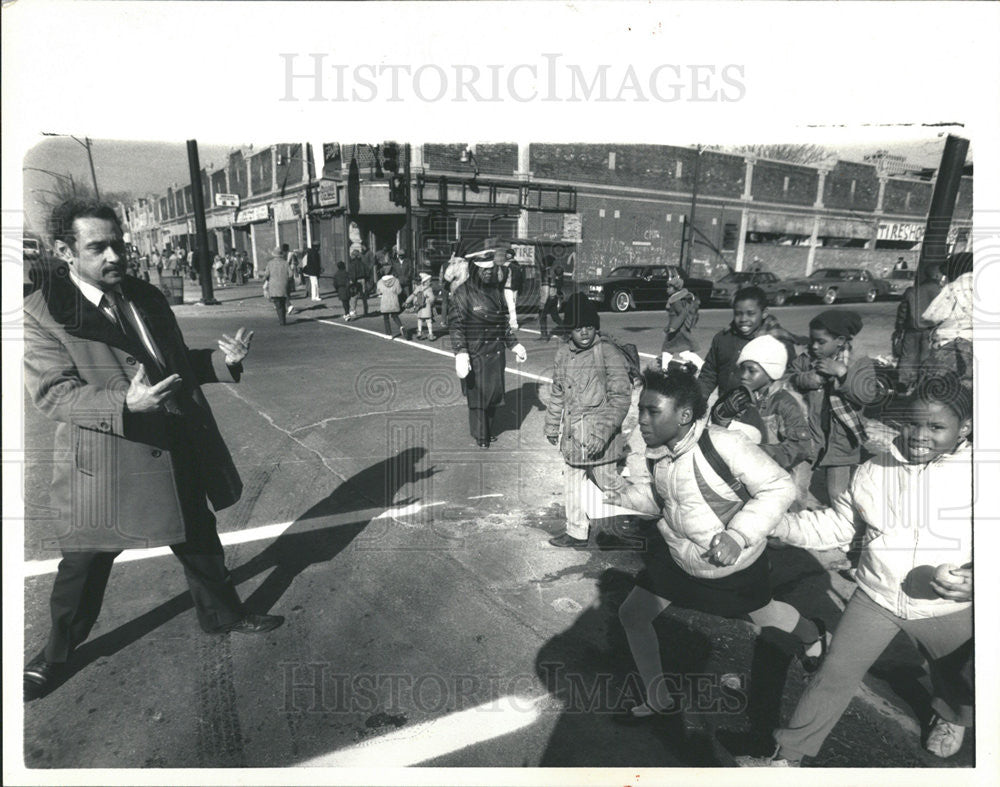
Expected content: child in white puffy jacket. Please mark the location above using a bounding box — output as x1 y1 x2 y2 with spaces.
737 375 974 766
608 366 827 722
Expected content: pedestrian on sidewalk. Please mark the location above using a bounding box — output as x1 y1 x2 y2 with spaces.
501 248 523 331
545 294 631 548
608 366 826 723
377 264 406 339
283 244 300 302
404 272 437 340
736 377 973 767
538 256 565 341
449 257 527 447
332 261 352 320
263 246 293 325
22 200 282 702
213 252 227 287
347 249 370 318
302 241 323 301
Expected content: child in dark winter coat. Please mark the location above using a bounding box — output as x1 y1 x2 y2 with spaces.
404 272 437 340
711 335 816 508
698 286 796 400
545 295 632 548
790 309 878 507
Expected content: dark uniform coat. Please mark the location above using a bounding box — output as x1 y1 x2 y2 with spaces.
448 280 517 410
23 275 243 551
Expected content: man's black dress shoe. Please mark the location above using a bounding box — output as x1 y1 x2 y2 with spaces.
212 613 285 635
548 533 589 548
24 657 62 701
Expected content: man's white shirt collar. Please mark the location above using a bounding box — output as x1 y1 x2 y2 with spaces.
69 268 121 308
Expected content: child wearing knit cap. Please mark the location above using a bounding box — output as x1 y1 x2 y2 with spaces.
790 310 879 510
711 335 816 508
545 294 632 548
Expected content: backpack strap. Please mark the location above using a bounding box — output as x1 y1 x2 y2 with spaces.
697 429 751 504
645 456 666 511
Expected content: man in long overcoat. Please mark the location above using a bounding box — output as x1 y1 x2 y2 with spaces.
22 200 283 701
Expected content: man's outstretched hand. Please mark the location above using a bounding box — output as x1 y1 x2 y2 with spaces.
125 364 182 413
220 327 254 365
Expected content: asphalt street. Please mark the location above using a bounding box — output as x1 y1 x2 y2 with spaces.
19 280 973 769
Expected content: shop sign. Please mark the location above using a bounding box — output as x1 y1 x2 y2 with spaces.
511 244 535 264
233 204 270 225
317 178 340 207
877 222 924 242
215 193 240 208
562 213 582 243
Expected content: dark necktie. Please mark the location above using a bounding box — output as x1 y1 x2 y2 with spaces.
105 290 166 374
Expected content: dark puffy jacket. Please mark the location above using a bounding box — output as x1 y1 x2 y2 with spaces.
545 336 631 466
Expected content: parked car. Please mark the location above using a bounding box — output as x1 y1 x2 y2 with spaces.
708 271 790 306
23 237 42 261
883 268 915 299
781 267 890 305
579 264 714 312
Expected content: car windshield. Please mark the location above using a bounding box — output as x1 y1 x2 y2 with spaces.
608 268 634 278
719 272 753 283
890 270 914 280
810 270 844 279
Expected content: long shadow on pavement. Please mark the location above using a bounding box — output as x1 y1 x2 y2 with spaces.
534 567 718 767
47 448 436 696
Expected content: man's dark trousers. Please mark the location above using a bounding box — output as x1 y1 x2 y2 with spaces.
42 433 244 663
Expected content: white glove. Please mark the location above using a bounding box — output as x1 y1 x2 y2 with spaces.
512 343 527 363
455 351 471 379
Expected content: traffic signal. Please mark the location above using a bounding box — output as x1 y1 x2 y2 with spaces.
382 142 400 174
389 174 408 207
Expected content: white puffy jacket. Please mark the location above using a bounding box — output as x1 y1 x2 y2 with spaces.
772 441 972 620
619 417 796 579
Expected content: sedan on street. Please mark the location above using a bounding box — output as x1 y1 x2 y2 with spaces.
708 271 790 306
580 264 714 312
780 267 890 305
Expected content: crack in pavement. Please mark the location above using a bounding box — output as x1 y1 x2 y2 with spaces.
221 385 413 527
291 401 467 435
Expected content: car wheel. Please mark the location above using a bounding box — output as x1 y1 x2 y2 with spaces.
865 287 878 303
612 290 633 312
822 288 838 305
772 291 787 306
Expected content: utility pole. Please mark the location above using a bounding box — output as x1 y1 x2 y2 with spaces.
187 139 219 304
918 134 969 278
403 142 414 262
911 134 968 335
683 146 703 276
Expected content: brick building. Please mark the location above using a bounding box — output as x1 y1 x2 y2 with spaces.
128 142 973 281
